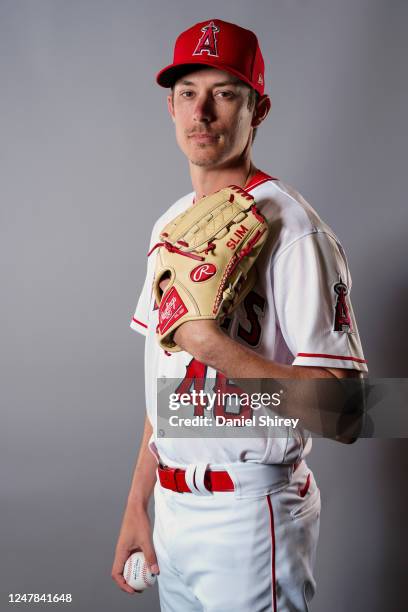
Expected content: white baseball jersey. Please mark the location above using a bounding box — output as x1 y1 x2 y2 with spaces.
130 171 368 467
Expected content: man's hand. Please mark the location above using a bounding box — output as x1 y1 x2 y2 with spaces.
111 500 159 594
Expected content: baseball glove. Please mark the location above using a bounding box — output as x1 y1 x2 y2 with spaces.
148 185 269 352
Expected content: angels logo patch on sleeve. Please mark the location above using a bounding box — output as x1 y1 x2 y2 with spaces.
333 276 353 332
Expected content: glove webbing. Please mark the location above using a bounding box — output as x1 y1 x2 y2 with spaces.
147 203 263 260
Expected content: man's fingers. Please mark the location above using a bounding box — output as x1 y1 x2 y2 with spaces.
111 547 142 594
141 540 160 575
111 570 139 594
111 540 160 595
159 278 170 292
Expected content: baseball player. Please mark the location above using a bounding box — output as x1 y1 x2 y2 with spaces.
112 19 368 611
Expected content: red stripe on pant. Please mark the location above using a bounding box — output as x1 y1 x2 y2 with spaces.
267 495 277 612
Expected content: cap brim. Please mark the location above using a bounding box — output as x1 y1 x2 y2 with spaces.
156 63 210 87
156 60 259 93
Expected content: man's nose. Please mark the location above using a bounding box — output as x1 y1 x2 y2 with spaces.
193 95 215 123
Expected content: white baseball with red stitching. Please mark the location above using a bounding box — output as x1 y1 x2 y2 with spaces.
123 551 157 591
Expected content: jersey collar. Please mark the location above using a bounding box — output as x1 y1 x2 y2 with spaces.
192 170 277 204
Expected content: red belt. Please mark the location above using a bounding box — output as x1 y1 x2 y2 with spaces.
158 465 234 493
158 461 301 493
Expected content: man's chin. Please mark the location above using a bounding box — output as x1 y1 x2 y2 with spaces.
189 153 226 168
190 159 220 168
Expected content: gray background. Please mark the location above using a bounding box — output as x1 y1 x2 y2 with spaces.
1 0 407 611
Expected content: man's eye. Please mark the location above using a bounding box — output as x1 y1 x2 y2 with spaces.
180 91 194 98
215 91 235 99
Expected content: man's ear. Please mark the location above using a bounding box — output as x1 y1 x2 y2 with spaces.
167 94 176 123
252 95 271 128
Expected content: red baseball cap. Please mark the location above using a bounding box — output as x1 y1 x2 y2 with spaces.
156 19 265 96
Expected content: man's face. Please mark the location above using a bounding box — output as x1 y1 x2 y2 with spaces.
167 68 256 168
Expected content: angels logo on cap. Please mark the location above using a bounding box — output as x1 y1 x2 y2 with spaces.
193 21 220 57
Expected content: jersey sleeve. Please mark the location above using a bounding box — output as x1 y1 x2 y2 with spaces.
129 273 151 336
272 231 368 372
129 222 160 337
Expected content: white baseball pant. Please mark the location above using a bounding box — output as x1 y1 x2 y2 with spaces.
152 459 321 611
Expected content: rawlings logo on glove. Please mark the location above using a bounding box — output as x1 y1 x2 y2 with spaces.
190 264 217 282
148 185 269 352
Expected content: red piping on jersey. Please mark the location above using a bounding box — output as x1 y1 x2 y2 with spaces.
245 170 278 192
297 352 367 364
132 317 148 329
266 495 277 612
191 171 277 204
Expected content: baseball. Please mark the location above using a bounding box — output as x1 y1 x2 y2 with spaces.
123 552 157 591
